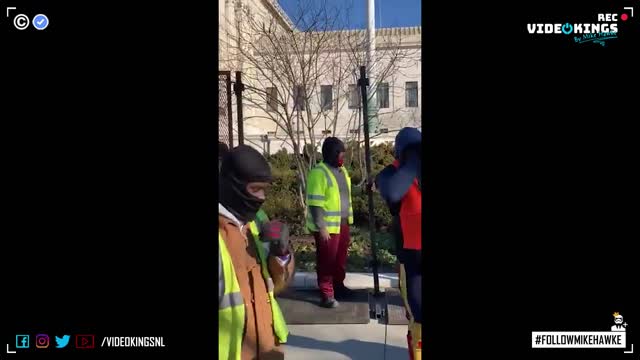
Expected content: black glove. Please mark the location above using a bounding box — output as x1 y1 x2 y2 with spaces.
260 220 290 257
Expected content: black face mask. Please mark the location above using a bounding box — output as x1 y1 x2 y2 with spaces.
322 137 345 168
219 144 272 224
219 172 264 224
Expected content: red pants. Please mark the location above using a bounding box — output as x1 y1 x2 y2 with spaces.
313 223 350 299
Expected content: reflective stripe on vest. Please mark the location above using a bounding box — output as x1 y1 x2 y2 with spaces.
392 160 422 250
219 232 245 360
248 221 289 343
220 291 243 309
305 162 353 234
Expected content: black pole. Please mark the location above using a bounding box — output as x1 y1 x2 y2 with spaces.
225 72 234 149
358 65 380 296
234 71 244 145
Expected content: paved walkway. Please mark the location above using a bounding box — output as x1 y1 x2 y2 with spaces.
284 322 408 360
283 272 409 360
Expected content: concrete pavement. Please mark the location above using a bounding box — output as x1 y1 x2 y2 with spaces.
284 321 408 360
282 272 409 360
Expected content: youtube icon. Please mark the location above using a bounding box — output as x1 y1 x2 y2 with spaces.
75 334 95 349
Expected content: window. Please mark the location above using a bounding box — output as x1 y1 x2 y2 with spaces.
377 83 389 109
320 85 333 111
266 87 278 112
405 82 418 107
293 85 305 111
348 84 360 109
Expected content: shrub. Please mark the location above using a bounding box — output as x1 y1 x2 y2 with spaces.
264 142 396 236
346 225 397 272
345 141 394 230
263 151 307 236
291 225 397 272
265 142 402 271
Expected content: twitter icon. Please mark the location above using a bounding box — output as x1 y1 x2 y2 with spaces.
55 335 70 348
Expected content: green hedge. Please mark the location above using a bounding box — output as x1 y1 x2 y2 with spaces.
292 225 398 272
264 142 395 236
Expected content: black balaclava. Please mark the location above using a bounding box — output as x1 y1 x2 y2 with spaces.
219 145 272 224
322 137 345 168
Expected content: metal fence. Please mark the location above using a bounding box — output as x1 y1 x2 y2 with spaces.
218 71 234 148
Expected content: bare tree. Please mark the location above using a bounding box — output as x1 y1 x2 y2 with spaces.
221 0 420 209
343 28 421 139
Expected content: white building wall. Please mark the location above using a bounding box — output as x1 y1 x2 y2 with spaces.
218 1 422 154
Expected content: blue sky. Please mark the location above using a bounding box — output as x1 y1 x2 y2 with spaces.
278 0 421 30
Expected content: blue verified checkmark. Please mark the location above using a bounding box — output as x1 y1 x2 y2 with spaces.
33 14 49 30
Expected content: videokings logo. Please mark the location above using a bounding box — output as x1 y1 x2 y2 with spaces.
527 7 634 47
532 312 633 353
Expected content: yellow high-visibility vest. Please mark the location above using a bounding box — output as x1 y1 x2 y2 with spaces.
218 224 289 360
305 162 353 234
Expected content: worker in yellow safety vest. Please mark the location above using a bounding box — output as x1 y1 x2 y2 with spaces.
306 137 354 308
219 145 295 360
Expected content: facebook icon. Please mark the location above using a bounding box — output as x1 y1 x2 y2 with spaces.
16 335 30 348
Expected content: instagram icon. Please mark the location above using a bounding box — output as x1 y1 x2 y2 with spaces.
36 334 50 348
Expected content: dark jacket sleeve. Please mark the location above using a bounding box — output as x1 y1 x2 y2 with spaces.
377 156 418 204
309 206 326 230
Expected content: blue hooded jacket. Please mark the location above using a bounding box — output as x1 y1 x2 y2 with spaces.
376 127 421 205
394 127 422 159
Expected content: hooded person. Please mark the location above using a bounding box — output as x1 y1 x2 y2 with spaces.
375 127 422 360
218 145 295 360
305 137 354 308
